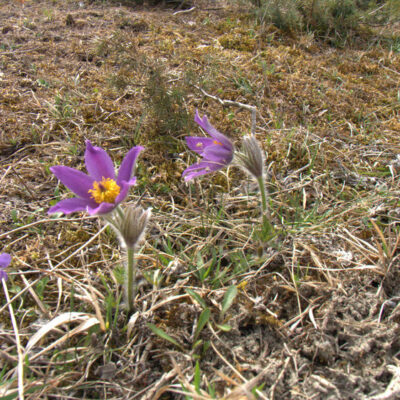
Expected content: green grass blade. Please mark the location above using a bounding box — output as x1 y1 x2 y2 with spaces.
221 285 238 317
215 323 232 332
194 360 201 394
147 323 184 351
186 288 207 309
193 308 210 345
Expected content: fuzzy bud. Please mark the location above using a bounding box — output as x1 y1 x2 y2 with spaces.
236 135 264 179
119 206 151 249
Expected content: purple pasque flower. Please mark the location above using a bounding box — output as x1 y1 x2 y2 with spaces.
49 141 144 216
0 253 11 281
182 110 234 181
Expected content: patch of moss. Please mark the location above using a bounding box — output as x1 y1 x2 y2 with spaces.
218 33 256 52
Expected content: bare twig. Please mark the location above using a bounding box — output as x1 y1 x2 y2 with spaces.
173 6 196 15
194 86 258 136
270 357 291 400
11 166 35 199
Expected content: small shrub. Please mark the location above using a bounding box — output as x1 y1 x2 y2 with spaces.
252 0 400 44
144 66 192 138
256 0 304 32
309 0 359 38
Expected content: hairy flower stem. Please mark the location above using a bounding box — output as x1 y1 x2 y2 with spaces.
126 247 136 313
257 176 274 239
257 176 268 217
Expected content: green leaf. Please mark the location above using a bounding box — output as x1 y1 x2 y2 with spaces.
194 360 201 394
112 292 123 330
192 339 203 352
221 285 238 317
252 382 266 398
147 323 184 351
215 323 232 332
202 340 211 354
193 308 210 344
208 382 216 398
186 288 207 309
112 265 125 285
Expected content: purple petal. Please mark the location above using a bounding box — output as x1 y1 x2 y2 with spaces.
51 166 95 200
117 146 144 186
0 270 8 281
48 198 93 215
85 140 116 181
182 161 222 181
194 110 233 150
114 181 134 205
0 253 11 269
185 137 214 155
87 202 117 215
202 145 233 164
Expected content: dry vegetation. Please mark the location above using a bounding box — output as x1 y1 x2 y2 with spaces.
1 0 400 398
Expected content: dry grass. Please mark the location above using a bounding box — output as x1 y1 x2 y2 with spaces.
1 0 400 399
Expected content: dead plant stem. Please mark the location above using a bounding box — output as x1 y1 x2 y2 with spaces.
3 279 25 400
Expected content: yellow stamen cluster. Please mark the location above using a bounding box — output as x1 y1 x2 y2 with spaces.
88 177 120 204
213 140 222 146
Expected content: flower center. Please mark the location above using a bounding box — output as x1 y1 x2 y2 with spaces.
213 140 222 146
88 177 120 204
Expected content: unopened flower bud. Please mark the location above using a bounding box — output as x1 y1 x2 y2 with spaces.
235 135 264 179
119 206 151 249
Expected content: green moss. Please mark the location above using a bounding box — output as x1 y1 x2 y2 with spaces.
218 33 256 52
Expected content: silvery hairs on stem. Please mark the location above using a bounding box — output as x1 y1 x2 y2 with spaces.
117 205 151 249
